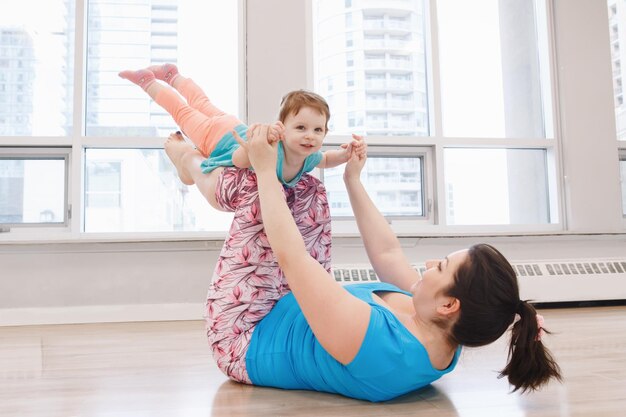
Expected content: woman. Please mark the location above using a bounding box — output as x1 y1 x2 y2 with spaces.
166 126 562 402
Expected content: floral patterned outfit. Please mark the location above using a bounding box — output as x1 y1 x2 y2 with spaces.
205 167 332 383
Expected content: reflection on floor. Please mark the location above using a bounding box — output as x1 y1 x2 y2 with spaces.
1 306 625 417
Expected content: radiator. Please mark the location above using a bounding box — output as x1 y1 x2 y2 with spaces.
332 259 626 303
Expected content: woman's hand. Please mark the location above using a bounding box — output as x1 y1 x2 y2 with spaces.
233 124 278 174
343 134 367 183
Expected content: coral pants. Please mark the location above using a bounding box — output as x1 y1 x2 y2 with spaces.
154 78 241 157
205 168 332 383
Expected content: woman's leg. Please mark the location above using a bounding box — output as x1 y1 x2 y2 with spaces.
205 170 333 384
163 129 333 383
164 134 277 382
205 168 289 383
164 133 287 371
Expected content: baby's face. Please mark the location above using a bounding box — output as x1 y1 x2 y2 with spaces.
281 106 327 159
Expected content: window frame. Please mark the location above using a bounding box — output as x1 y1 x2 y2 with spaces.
1 0 625 242
0 0 247 241
618 147 626 219
0 147 72 229
318 143 433 224
313 0 564 234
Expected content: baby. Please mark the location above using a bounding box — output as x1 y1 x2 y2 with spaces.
119 64 361 208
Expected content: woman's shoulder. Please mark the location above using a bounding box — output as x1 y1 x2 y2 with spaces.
345 282 410 297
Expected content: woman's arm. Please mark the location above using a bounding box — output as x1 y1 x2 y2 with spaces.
234 125 370 365
343 135 419 292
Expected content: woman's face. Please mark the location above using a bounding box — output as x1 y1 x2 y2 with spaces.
411 249 469 320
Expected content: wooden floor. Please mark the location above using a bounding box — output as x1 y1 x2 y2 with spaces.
1 306 625 417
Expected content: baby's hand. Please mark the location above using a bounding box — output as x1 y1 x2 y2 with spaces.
340 137 366 162
350 137 366 159
267 121 285 143
344 134 367 179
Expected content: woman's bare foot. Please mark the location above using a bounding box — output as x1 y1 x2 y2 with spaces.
164 132 195 185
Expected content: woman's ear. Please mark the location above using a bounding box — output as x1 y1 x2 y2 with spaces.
437 297 460 317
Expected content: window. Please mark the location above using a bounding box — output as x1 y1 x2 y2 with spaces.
320 146 430 223
315 0 429 137
0 1 76 136
619 149 626 217
313 0 557 228
321 153 426 218
346 51 354 67
346 71 354 87
86 1 240 137
85 161 121 209
608 0 626 141
0 149 69 226
608 1 626 219
444 148 553 225
84 149 233 233
2 1 623 239
437 0 553 138
0 1 240 235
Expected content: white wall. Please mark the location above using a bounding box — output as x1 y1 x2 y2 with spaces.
2 234 625 326
553 0 623 231
245 0 311 123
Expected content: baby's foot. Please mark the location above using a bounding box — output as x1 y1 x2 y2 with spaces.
118 69 155 90
164 132 195 185
148 63 179 85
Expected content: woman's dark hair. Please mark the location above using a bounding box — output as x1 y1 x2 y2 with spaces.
446 243 562 392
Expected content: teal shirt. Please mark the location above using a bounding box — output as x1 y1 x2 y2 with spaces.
200 126 323 188
246 282 462 402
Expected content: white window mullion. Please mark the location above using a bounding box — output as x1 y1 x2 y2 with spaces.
433 142 446 226
239 0 248 123
71 0 88 235
544 0 567 230
425 0 443 137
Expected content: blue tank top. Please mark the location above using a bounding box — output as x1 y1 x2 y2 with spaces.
200 126 323 188
246 282 462 402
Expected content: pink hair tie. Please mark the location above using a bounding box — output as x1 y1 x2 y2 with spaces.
536 314 546 341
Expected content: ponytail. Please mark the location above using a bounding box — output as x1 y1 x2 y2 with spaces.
448 244 562 392
499 301 562 392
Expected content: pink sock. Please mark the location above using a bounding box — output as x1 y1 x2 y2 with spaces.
119 69 156 90
147 63 179 85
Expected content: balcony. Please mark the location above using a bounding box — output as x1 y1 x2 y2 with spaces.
365 100 388 109
363 39 413 50
364 58 412 70
363 19 412 32
387 58 412 70
365 79 387 89
364 79 413 91
388 80 413 90
361 0 415 11
364 59 386 68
